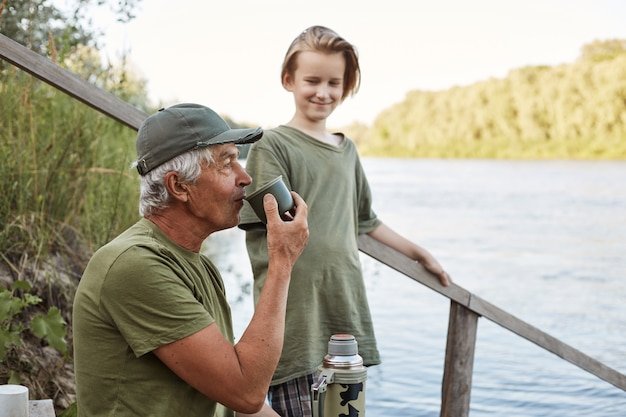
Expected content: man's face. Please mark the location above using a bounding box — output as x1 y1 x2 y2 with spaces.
185 144 252 233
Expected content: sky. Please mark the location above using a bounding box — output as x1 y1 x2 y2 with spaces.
84 0 626 129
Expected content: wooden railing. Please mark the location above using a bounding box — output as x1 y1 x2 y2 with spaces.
357 235 626 416
0 34 146 129
2 33 625 417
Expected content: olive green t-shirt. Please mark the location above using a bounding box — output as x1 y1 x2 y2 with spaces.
239 125 382 385
73 218 234 417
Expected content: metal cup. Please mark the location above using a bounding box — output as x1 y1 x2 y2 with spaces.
245 175 295 223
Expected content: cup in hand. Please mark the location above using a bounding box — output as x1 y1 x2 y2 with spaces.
245 175 295 223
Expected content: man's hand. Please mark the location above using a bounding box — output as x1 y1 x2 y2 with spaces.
264 191 309 271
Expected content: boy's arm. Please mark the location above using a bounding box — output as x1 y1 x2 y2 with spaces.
236 403 280 417
367 222 451 286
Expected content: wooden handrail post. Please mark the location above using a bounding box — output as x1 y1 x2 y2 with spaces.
440 300 480 417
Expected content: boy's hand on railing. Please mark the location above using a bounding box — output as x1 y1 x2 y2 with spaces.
419 256 451 287
366 222 451 286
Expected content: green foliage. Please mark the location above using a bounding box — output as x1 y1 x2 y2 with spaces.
580 38 626 62
0 63 141 415
61 45 152 113
0 0 143 61
358 39 626 159
30 307 67 354
0 67 140 264
0 280 66 361
0 0 91 61
58 402 77 417
1 1 145 412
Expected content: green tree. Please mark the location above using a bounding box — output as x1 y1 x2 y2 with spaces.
0 0 91 59
0 0 142 59
358 39 626 159
580 38 626 62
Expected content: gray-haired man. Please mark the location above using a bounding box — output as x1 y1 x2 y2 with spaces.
73 103 309 417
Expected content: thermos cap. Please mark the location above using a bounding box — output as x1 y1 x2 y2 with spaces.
328 334 358 356
323 334 363 369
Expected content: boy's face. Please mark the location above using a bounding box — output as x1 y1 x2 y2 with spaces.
283 51 345 123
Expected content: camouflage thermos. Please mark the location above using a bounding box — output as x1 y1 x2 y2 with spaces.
311 334 367 417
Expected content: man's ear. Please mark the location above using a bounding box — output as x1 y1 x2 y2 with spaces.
164 171 190 203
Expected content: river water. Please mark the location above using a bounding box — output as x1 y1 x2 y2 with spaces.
204 158 626 416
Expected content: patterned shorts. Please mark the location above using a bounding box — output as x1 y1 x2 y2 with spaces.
268 373 316 417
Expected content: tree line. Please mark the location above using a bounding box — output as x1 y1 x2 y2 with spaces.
354 39 626 159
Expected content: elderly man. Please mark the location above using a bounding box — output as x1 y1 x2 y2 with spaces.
73 103 309 417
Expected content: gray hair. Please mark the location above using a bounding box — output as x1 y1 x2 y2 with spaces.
137 147 215 217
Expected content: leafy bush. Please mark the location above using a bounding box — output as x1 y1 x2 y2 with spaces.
0 280 67 364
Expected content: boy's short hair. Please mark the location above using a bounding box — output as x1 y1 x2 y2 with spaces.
281 26 360 102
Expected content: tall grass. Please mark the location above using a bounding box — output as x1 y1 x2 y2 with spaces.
0 65 141 413
0 66 140 270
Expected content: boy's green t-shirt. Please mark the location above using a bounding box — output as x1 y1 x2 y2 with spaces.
73 218 234 417
240 125 382 385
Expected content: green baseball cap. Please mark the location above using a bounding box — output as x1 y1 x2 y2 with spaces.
135 103 263 175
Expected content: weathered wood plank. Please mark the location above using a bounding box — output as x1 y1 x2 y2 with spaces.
0 34 147 130
440 301 479 417
468 294 626 391
357 234 626 392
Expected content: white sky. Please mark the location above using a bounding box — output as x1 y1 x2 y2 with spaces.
88 0 626 129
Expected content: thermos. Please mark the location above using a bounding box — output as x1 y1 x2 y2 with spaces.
311 334 368 417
